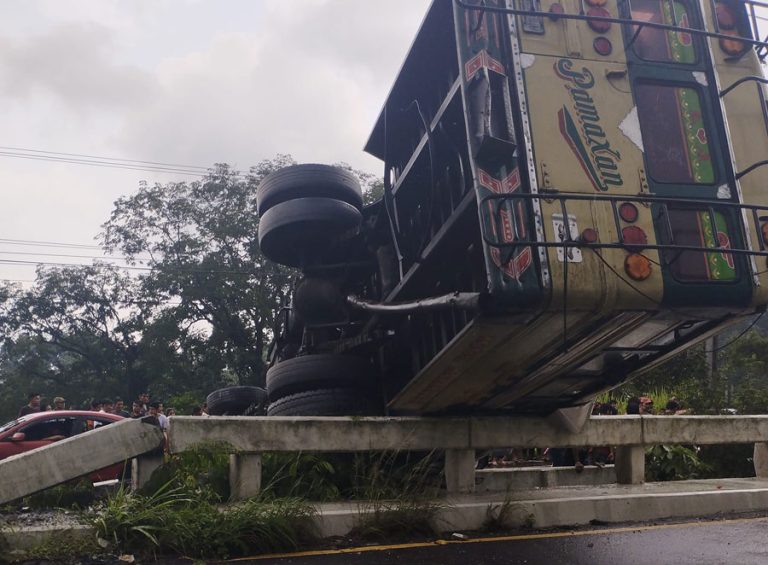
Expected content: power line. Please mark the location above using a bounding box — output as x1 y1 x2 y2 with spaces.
0 145 210 172
0 237 103 250
0 250 139 261
0 150 206 177
0 145 254 178
0 258 257 276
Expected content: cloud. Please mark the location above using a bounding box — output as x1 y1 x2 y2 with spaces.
115 0 431 173
0 22 158 111
0 0 435 282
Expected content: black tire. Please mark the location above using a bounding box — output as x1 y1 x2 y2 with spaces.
266 354 374 401
257 164 363 216
258 197 362 267
267 388 378 416
206 386 268 416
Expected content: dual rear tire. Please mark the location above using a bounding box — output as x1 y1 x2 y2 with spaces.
266 354 381 416
257 165 364 267
206 386 268 416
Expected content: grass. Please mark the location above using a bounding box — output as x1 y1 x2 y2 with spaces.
350 450 446 542
87 480 318 560
139 442 232 502
8 445 458 559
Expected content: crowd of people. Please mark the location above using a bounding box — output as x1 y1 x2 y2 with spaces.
16 391 210 431
479 394 690 469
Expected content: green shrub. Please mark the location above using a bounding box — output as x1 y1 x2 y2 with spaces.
88 481 317 559
645 444 711 481
261 452 341 501
88 480 193 550
139 443 231 502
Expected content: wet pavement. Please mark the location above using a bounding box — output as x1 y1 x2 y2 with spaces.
238 515 768 565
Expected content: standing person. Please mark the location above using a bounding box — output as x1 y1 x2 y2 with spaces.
53 397 66 411
90 400 103 412
148 401 169 454
137 392 150 415
113 398 130 417
101 399 114 414
130 401 144 419
18 393 41 417
148 402 169 431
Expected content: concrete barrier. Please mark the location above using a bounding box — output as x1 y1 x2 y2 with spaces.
475 465 617 491
0 417 164 504
167 415 768 498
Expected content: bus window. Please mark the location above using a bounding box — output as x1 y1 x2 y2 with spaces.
635 83 715 184
629 0 697 64
663 208 736 282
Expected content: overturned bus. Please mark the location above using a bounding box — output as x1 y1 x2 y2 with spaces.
256 0 768 417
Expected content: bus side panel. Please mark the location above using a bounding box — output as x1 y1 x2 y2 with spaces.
522 53 663 311
703 0 768 309
453 0 546 310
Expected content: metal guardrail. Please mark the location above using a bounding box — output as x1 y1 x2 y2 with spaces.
479 192 768 259
455 0 768 60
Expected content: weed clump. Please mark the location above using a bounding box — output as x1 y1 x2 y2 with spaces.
350 451 445 542
87 481 317 559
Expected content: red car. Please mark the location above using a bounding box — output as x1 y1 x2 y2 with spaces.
0 410 125 481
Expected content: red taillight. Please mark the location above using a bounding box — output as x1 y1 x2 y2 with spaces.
625 254 652 281
548 3 565 20
580 228 599 243
715 3 736 29
622 226 648 247
618 202 639 223
720 37 747 56
593 37 613 56
587 7 612 33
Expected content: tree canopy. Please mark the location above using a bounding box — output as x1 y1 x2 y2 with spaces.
0 156 380 421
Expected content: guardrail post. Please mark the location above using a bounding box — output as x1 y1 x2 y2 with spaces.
754 443 768 478
614 445 645 484
229 453 262 500
445 449 476 493
131 453 164 490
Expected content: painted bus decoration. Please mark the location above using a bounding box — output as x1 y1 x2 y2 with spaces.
256 0 768 418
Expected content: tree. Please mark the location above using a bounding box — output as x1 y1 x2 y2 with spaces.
101 159 296 388
0 265 172 418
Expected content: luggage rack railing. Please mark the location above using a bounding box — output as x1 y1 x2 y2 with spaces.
455 0 768 61
479 191 768 259
718 75 768 175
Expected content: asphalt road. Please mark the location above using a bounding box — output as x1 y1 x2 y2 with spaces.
231 515 768 565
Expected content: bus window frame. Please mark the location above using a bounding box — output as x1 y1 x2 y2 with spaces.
634 79 722 189
657 205 742 284
624 0 703 66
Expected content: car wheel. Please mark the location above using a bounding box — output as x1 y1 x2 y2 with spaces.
258 197 362 267
266 354 375 402
206 386 268 416
256 164 363 216
267 388 380 416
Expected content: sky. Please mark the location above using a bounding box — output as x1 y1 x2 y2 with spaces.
0 0 432 283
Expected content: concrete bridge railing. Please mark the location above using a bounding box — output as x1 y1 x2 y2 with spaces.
162 415 768 499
